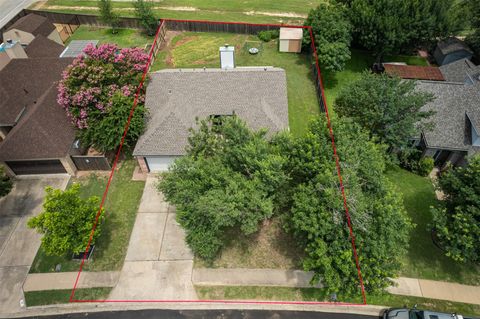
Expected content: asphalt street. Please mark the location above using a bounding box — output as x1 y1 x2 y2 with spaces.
18 309 381 319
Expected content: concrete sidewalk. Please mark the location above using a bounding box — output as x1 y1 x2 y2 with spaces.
193 268 322 288
23 271 120 292
388 277 480 305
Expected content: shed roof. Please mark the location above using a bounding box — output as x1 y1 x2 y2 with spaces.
279 27 303 40
437 37 473 56
384 64 444 81
133 67 289 156
6 13 55 37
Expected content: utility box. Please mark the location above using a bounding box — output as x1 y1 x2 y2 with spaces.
219 44 235 69
279 27 303 53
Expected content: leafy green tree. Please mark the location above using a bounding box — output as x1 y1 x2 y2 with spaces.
28 184 104 256
0 166 13 197
78 93 146 152
303 2 352 71
335 72 434 153
159 116 288 260
461 0 480 57
339 0 454 61
98 0 120 33
432 155 480 263
284 118 412 294
133 0 158 36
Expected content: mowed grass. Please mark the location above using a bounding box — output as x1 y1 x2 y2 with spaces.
24 288 111 306
151 32 320 136
195 286 480 317
38 0 315 24
66 25 153 48
386 166 480 284
195 218 304 269
29 160 145 273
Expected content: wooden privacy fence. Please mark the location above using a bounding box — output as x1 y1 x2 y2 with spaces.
72 155 111 171
163 19 277 34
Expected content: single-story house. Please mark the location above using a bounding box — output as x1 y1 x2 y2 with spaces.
0 55 78 175
133 67 289 172
3 13 62 46
413 60 480 167
433 37 473 66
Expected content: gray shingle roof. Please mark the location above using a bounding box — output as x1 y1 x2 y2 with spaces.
437 37 473 55
440 58 480 83
60 40 99 58
417 80 480 151
133 67 289 156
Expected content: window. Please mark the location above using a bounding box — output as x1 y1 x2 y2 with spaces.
433 150 442 160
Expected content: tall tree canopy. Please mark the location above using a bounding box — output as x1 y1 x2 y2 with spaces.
303 2 352 71
98 0 120 33
432 156 480 263
133 0 158 36
461 0 480 57
339 0 455 60
159 115 412 295
335 72 434 153
57 43 149 152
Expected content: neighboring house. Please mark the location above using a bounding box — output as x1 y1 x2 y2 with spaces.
0 55 78 175
434 37 473 66
3 13 62 46
133 67 289 172
414 60 480 167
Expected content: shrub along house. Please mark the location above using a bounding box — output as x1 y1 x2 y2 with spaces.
133 66 289 172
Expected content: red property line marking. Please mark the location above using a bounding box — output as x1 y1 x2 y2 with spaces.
70 18 367 306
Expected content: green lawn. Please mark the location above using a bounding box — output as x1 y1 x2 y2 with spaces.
196 286 480 317
195 218 304 269
66 25 153 48
322 50 428 114
29 160 145 273
37 0 314 24
386 166 480 284
151 32 320 136
24 288 111 306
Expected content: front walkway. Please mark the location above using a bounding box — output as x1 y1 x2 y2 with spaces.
0 175 70 315
108 175 197 300
23 271 119 292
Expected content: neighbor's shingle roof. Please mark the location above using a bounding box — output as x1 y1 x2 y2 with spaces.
133 67 289 156
0 57 71 125
384 64 444 81
0 86 76 161
439 58 480 83
25 34 65 58
437 37 473 55
0 57 76 161
7 13 55 37
417 80 480 151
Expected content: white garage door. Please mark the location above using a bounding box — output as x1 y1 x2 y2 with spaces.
145 156 178 172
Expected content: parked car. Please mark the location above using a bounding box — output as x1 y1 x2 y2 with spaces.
383 307 473 319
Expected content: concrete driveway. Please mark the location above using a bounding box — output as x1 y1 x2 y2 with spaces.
0 175 69 315
109 175 196 300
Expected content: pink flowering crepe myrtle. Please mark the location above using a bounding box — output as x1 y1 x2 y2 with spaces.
57 43 149 129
